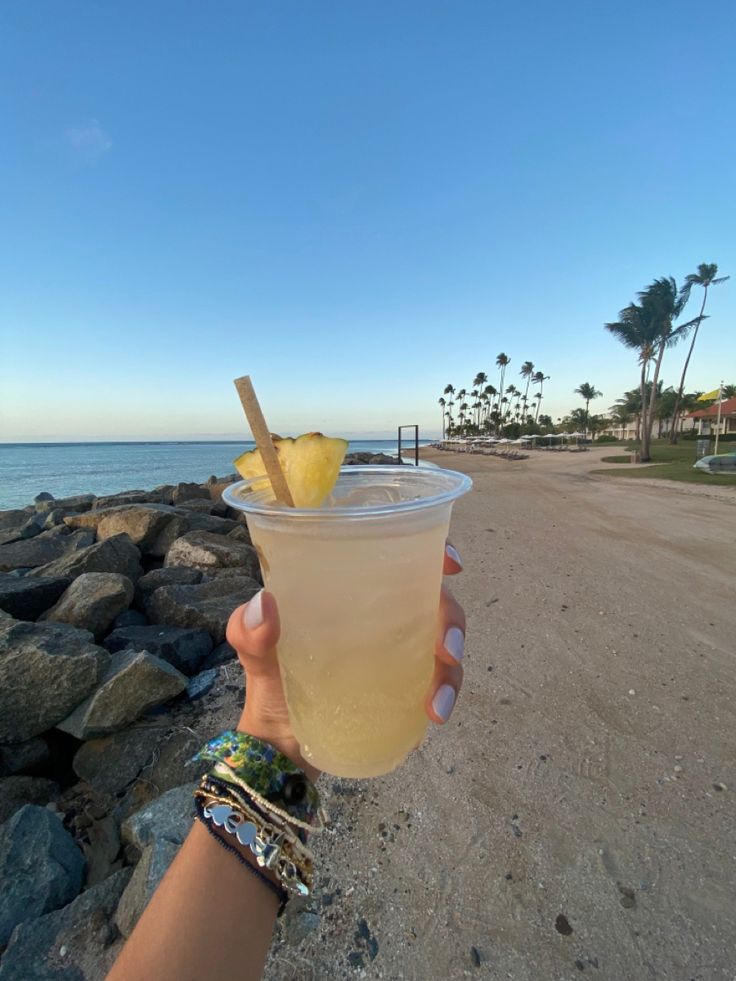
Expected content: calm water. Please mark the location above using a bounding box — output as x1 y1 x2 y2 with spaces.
0 441 432 510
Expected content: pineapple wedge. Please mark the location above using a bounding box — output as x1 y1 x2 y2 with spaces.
234 432 348 508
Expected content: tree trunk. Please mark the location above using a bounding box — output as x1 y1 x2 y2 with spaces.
638 363 648 459
669 286 708 443
642 341 666 462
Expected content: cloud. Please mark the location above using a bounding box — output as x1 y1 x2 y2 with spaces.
64 120 112 165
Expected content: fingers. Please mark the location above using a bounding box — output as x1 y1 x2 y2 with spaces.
443 541 463 576
225 590 281 672
426 659 464 725
426 583 466 724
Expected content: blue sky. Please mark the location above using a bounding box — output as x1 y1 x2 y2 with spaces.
1 0 734 441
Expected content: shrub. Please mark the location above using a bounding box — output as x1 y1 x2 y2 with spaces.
595 435 620 444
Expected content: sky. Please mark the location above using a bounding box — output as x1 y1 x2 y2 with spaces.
1 0 734 442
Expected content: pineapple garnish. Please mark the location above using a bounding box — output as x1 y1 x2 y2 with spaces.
234 432 348 508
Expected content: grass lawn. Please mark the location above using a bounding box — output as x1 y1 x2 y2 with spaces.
593 440 736 486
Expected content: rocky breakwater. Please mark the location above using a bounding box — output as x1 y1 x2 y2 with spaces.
0 474 265 977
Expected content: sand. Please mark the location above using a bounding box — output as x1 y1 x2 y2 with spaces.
261 446 735 979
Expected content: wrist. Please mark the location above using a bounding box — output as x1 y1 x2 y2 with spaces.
236 711 321 783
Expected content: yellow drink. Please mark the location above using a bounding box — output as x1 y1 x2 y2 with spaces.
224 466 471 778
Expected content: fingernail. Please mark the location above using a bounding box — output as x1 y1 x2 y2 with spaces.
244 590 264 630
432 684 456 722
445 543 463 568
444 626 465 662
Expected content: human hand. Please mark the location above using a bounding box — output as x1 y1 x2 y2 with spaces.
225 542 466 780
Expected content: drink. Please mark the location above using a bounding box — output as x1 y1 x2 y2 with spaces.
223 466 471 778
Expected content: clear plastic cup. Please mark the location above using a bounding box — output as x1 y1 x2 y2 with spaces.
223 465 471 778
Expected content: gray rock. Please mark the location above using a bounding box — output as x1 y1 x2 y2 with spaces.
0 776 59 824
57 650 188 739
0 867 132 981
0 737 50 777
0 805 85 946
149 510 238 558
0 534 77 573
82 812 122 887
112 608 148 628
151 484 175 505
41 573 134 639
138 729 206 796
0 515 43 547
148 575 261 644
28 533 143 582
202 640 237 669
35 493 95 513
133 566 203 614
39 508 69 530
114 839 180 937
122 782 196 851
0 621 105 743
186 668 217 700
174 497 220 514
172 481 205 504
39 525 95 546
283 906 321 944
92 490 155 509
227 523 252 544
64 504 178 553
33 493 55 504
103 624 212 674
72 724 159 796
0 574 71 621
165 530 261 577
0 509 33 531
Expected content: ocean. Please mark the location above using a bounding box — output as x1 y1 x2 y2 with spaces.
0 440 433 510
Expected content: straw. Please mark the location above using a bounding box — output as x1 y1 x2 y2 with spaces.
233 376 295 507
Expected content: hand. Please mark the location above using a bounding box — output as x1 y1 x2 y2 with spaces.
225 542 466 780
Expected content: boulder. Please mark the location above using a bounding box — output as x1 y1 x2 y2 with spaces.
112 608 148 628
103 624 212 675
148 511 238 558
0 515 43 547
186 668 217 701
64 504 177 553
28 533 143 582
0 531 89 573
92 490 157 509
114 839 179 937
0 573 71 621
0 867 132 981
148 575 260 644
165 530 260 577
201 640 237 670
174 497 221 515
39 507 69 530
0 509 33 531
122 782 196 852
0 621 105 743
0 776 60 824
72 724 159 796
227 524 252 544
56 651 188 740
0 805 85 946
33 492 55 504
0 737 50 777
172 481 205 504
35 493 95 513
41 573 134 639
133 566 203 614
137 730 206 795
82 812 123 887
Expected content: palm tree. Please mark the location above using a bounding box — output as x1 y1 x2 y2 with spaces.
609 401 633 440
532 371 549 424
495 354 510 430
520 361 534 418
438 397 446 439
574 383 602 436
668 263 729 442
723 384 736 399
473 372 488 391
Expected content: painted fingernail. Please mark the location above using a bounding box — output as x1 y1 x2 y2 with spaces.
432 684 456 723
444 626 465 662
244 590 264 630
445 543 463 568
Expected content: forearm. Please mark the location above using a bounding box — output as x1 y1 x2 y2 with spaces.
107 820 278 981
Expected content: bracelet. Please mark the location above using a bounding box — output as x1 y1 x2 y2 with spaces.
193 798 288 913
211 762 321 834
194 731 321 826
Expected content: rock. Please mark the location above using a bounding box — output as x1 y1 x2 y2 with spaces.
0 532 83 573
138 730 206 796
39 507 68 530
92 490 156 509
0 573 71 621
56 651 188 739
82 812 122 886
103 624 212 674
0 805 85 946
186 668 217 700
72 725 158 796
133 566 203 614
148 575 260 644
149 511 238 558
112 608 148 628
0 621 105 743
172 482 205 504
0 867 132 980
283 906 321 944
41 573 134 639
175 497 224 515
39 525 95 546
201 640 237 670
35 493 95 513
165 530 261 577
114 839 180 937
0 737 50 777
122 782 196 852
370 452 399 464
0 776 59 823
28 533 143 582
65 504 178 553
0 515 43 547
34 493 54 504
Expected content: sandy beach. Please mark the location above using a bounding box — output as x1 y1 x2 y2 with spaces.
263 446 736 979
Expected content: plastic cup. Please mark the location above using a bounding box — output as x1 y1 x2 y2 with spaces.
223 465 471 778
